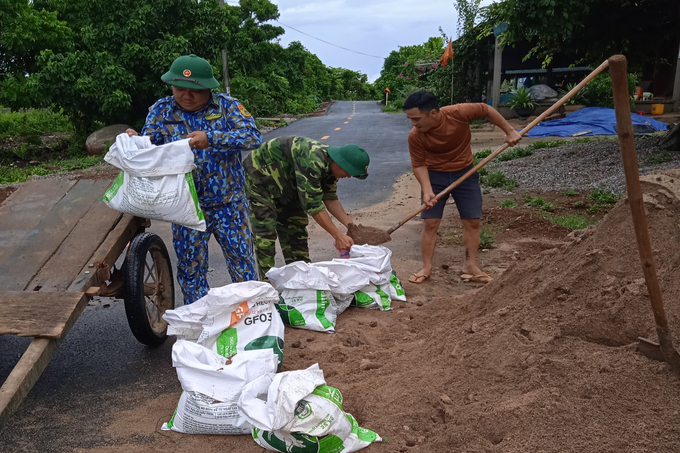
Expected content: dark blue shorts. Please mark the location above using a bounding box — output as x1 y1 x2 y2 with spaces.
421 165 483 220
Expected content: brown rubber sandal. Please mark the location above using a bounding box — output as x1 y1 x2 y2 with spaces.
408 272 430 284
460 272 492 284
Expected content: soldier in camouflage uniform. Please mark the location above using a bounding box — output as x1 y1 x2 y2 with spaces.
126 54 261 303
244 136 370 279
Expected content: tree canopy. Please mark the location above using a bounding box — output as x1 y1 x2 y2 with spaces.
0 0 374 131
487 0 680 70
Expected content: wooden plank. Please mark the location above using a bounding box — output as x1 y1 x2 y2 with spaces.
0 179 76 268
0 289 91 427
68 214 144 292
29 198 122 292
0 291 88 337
0 180 111 291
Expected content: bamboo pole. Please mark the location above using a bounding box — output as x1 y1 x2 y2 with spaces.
608 54 680 374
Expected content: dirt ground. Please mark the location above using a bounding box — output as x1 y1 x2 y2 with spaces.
5 125 680 452
62 148 680 453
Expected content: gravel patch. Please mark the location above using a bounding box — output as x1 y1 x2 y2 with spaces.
491 136 680 194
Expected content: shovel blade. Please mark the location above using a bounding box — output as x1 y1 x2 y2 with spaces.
637 337 665 362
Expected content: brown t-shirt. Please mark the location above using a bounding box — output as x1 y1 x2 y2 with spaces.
408 103 489 172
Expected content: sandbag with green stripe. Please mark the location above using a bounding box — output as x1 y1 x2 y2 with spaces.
267 262 339 333
239 364 381 453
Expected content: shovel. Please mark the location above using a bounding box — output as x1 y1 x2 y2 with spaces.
348 60 611 246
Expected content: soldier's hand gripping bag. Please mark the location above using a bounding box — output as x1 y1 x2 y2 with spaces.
266 262 339 333
238 364 382 453
162 342 279 435
102 133 206 231
163 281 285 370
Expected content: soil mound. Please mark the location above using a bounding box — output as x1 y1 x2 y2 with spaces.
341 169 680 452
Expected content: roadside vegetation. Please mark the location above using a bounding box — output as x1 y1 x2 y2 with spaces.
0 1 374 184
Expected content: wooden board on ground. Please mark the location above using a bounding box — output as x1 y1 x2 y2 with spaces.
0 291 89 338
0 179 76 268
0 179 112 291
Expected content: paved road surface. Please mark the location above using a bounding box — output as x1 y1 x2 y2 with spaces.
0 101 413 452
260 100 413 210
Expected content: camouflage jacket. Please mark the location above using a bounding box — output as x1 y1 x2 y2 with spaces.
245 136 338 216
141 93 262 205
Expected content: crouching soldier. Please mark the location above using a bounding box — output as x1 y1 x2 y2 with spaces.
244 136 370 279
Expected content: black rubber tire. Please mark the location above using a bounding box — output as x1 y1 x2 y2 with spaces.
123 232 175 346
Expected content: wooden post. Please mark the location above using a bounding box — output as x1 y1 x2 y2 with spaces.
219 0 230 96
672 40 680 103
492 36 502 109
609 54 680 375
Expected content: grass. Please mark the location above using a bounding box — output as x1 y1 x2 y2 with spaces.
500 199 517 209
0 155 103 184
484 171 516 190
497 146 534 162
479 228 495 249
545 213 597 230
588 203 611 214
382 99 405 113
524 195 546 207
588 189 620 204
646 152 672 165
0 109 72 138
540 202 555 212
573 201 586 208
563 189 577 197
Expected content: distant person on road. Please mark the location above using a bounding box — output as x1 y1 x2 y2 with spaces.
403 90 521 285
244 136 369 279
126 54 262 304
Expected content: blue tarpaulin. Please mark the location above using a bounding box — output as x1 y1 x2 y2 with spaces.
524 106 668 137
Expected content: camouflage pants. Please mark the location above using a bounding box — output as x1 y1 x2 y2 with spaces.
172 201 257 304
246 178 310 279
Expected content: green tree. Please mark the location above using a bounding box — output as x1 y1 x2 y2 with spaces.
489 0 680 69
1 0 374 133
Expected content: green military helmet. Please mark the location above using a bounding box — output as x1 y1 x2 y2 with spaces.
328 144 370 179
161 54 220 90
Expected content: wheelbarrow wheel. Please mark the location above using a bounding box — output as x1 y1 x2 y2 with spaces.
123 232 175 346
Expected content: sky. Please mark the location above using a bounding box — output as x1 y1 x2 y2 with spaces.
267 0 497 83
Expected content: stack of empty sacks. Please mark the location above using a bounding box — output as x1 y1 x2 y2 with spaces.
267 244 406 333
160 281 285 435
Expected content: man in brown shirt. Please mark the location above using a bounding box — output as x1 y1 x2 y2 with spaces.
404 90 521 284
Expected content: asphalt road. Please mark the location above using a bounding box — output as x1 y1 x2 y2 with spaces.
0 101 413 452
260 100 413 210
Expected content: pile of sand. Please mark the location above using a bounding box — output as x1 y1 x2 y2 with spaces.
335 169 680 452
78 171 680 453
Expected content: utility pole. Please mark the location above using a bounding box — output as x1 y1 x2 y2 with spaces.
672 40 680 104
219 0 230 96
491 23 507 109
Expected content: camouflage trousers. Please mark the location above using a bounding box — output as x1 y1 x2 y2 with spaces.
172 201 257 304
246 177 310 280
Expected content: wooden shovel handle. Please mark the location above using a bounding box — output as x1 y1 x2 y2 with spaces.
387 60 611 235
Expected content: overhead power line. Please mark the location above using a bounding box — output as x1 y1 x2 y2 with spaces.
274 20 383 59
221 3 383 60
